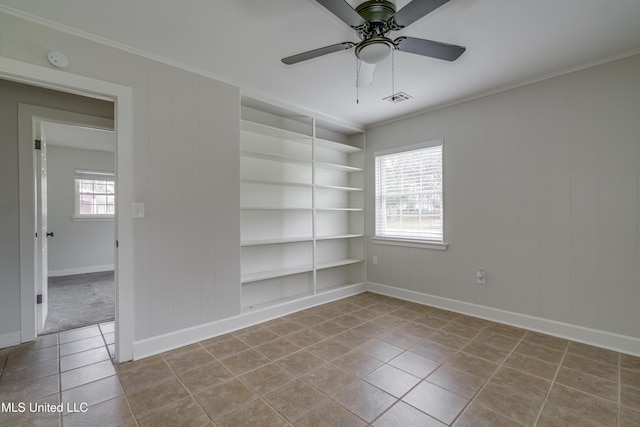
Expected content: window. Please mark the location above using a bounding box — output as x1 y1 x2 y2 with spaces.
375 140 443 243
74 169 115 218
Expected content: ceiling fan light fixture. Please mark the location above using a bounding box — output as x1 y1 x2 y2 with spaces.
355 38 394 64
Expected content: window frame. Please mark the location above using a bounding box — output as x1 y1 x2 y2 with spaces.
373 139 447 250
73 169 115 221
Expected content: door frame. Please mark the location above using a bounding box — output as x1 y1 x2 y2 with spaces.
2 56 134 363
21 107 116 333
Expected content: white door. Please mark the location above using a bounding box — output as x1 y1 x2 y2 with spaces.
36 124 49 332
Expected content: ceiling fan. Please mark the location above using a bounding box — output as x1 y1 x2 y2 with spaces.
282 0 466 86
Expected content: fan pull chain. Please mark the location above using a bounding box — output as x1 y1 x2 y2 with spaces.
391 49 395 101
356 58 360 104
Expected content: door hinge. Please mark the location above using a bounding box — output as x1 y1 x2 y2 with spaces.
36 294 42 304
34 139 41 150
116 240 119 248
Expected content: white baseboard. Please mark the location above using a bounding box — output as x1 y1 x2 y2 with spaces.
0 331 21 349
48 264 114 277
132 283 367 360
367 282 640 357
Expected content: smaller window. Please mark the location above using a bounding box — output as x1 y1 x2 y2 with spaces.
375 140 444 243
74 169 115 218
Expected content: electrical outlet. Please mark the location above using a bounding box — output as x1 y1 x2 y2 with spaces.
476 270 486 285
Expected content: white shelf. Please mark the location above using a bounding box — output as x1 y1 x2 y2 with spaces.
315 138 362 153
242 179 312 188
242 120 312 142
240 104 365 311
241 265 314 284
314 161 363 173
316 233 363 241
242 236 314 246
316 258 364 270
241 207 313 211
241 150 311 165
316 207 363 212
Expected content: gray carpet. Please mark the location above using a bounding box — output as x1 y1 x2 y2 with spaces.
42 271 115 334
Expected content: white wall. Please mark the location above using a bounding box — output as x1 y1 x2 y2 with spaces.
0 11 241 345
47 145 115 276
366 55 640 345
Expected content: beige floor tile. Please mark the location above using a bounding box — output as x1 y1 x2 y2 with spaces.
62 395 135 427
194 378 257 421
220 348 270 375
513 341 564 365
621 353 640 372
162 347 216 374
202 335 250 359
177 360 234 393
333 350 384 377
116 355 174 393
307 338 352 361
462 340 510 364
523 332 568 352
277 350 325 376
445 352 499 380
474 331 520 352
60 346 110 372
620 407 640 427
216 397 288 427
408 340 456 363
239 362 295 395
301 363 358 396
441 322 485 340
490 366 551 400
453 402 524 427
545 383 617 426
127 375 190 417
0 357 59 385
59 325 101 344
137 396 210 427
5 345 58 370
236 328 280 347
403 381 468 425
285 329 325 347
536 404 601 427
264 378 331 422
555 366 618 401
502 352 559 381
474 382 543 426
389 351 440 378
62 374 123 411
621 385 640 411
59 335 105 357
264 319 305 337
373 401 446 427
567 341 619 365
622 367 640 389
294 399 367 427
0 393 60 427
255 338 301 361
358 339 404 362
60 359 116 391
562 353 618 382
365 364 421 398
335 379 396 423
426 365 486 399
428 331 470 351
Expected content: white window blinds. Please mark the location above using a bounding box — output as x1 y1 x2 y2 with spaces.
375 140 443 242
74 169 115 217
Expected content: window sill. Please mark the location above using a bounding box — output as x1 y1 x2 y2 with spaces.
70 216 114 222
372 237 448 251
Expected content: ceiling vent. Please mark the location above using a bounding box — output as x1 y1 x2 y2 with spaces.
383 92 412 103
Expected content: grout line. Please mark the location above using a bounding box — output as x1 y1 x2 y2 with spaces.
532 344 569 426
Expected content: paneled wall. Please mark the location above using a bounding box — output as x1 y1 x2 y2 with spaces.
0 11 241 344
366 55 640 340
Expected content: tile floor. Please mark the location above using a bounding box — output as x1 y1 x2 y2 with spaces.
1 292 639 426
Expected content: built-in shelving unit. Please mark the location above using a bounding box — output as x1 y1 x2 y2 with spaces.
240 99 365 312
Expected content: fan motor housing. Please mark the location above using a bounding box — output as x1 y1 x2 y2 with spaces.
355 0 396 24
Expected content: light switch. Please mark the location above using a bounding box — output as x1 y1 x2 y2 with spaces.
131 202 144 219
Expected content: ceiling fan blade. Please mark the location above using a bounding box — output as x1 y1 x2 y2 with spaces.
356 61 376 87
282 42 355 65
392 0 451 28
395 36 465 61
315 0 367 28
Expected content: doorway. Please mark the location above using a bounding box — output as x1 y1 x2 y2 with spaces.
36 119 116 336
2 55 135 362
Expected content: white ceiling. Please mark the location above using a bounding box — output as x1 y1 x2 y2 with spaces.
2 0 640 130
